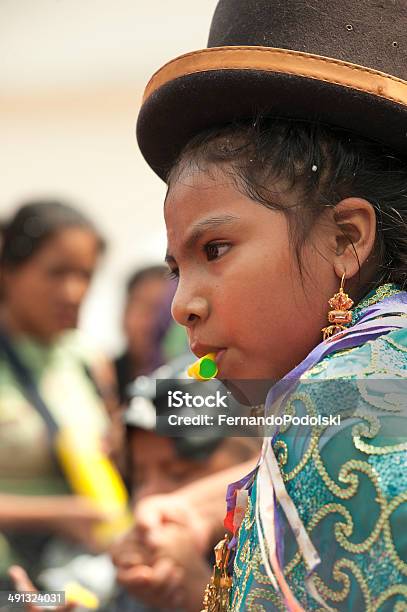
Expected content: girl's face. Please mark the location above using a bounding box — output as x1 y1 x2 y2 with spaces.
165 168 340 382
2 227 100 342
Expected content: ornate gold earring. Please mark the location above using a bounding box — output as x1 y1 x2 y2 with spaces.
321 273 354 340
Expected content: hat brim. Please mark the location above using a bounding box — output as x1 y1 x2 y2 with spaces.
137 46 407 180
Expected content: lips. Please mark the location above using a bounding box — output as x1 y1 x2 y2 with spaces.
189 341 226 361
215 348 227 365
55 309 78 327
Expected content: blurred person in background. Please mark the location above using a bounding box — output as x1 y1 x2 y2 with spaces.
8 357 260 612
0 200 122 589
111 358 260 612
115 267 187 404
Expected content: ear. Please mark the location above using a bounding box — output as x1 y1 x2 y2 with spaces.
331 198 376 280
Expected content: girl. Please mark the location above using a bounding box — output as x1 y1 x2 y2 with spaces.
133 0 407 610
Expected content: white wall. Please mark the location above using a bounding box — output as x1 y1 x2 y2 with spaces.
0 0 218 354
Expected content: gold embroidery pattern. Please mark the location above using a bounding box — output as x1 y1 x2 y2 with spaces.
385 334 407 353
352 409 407 454
354 437 407 455
244 494 255 531
245 587 286 611
372 584 407 610
273 440 288 468
356 380 406 413
231 496 256 610
383 491 407 576
313 559 371 608
252 549 275 585
352 411 381 438
352 284 402 317
313 451 364 500
276 392 322 482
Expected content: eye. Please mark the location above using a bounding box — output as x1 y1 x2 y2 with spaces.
205 242 231 261
168 464 195 483
165 268 179 280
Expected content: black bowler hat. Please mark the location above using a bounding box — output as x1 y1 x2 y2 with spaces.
137 0 407 181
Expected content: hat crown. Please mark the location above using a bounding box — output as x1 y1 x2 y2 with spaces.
137 0 407 179
208 0 407 80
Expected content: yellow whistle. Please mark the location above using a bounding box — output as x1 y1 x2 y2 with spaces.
187 352 218 380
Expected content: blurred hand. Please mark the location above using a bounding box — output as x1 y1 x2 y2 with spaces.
147 523 211 612
8 566 77 612
116 556 186 610
133 491 211 554
49 496 109 553
110 527 147 569
113 516 211 611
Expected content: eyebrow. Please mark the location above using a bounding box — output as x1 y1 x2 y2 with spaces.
165 214 240 263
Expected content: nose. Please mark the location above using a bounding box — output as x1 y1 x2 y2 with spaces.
62 274 90 305
171 281 209 328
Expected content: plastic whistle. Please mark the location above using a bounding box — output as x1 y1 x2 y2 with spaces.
187 352 218 381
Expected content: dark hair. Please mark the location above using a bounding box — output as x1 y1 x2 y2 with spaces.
0 199 106 269
168 119 407 290
126 264 167 295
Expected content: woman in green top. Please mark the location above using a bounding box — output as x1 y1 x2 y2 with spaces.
0 200 116 584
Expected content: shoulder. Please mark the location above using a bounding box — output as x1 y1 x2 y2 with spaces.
283 327 407 440
59 330 119 404
56 329 107 368
284 327 407 451
278 334 407 603
279 327 407 489
302 326 407 381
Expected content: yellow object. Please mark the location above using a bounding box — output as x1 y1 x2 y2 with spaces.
55 428 132 546
65 581 99 609
187 352 218 380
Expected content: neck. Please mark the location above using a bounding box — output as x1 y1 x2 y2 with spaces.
0 306 52 346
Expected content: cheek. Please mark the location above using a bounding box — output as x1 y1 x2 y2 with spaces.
214 241 291 326
9 270 51 306
27 275 57 308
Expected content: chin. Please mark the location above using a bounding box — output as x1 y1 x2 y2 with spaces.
220 368 275 407
56 315 79 330
47 323 76 340
234 380 274 405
